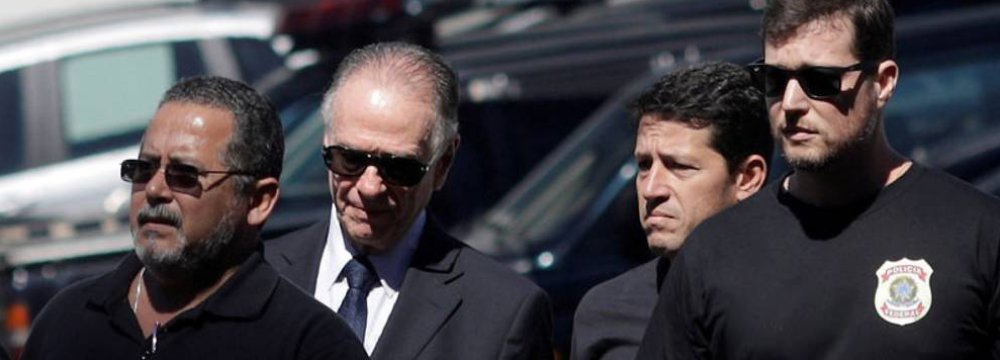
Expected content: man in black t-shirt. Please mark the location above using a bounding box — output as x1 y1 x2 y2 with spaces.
571 62 772 360
637 0 1000 358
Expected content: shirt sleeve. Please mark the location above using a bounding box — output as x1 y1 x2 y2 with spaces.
570 286 606 360
636 246 709 360
298 313 369 360
984 211 1000 359
499 288 555 360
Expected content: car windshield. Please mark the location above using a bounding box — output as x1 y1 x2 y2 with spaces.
463 72 663 255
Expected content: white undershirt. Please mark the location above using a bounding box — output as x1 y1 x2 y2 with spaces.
313 204 424 354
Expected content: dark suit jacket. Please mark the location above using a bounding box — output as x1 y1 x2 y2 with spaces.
570 259 669 360
265 214 555 360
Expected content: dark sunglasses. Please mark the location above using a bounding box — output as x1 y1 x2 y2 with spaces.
747 60 877 100
121 159 255 192
322 145 430 187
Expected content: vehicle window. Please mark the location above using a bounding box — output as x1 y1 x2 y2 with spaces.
280 103 328 199
888 45 1000 159
500 103 636 249
173 40 208 79
563 178 650 276
59 44 176 157
0 69 24 174
230 38 284 85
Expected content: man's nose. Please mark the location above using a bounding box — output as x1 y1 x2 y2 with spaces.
640 164 673 201
143 167 174 204
356 166 387 198
781 78 811 112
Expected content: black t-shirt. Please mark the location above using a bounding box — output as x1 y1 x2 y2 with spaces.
22 251 368 360
638 164 1000 359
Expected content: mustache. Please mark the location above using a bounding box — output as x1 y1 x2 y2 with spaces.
137 204 183 228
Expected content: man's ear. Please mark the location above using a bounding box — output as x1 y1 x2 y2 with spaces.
874 59 899 110
432 135 460 191
247 177 280 227
733 154 768 201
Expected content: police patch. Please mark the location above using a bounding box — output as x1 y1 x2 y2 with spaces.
873 258 933 326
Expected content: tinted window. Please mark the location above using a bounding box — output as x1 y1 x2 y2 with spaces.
280 102 328 199
230 38 283 85
59 44 176 157
485 101 636 251
889 45 1000 159
550 169 650 277
884 41 1000 196
0 69 24 173
173 40 207 79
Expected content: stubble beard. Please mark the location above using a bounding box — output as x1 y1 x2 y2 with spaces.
136 205 241 279
784 114 879 173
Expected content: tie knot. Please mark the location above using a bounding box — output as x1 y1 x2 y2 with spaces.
342 257 377 291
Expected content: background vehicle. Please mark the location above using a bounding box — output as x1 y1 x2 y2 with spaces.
0 1 288 236
456 2 1000 351
270 0 764 230
0 2 285 176
0 2 289 354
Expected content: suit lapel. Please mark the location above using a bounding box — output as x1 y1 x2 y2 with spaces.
371 221 463 360
271 217 330 293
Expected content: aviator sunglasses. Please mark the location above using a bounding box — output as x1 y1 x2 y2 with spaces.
322 145 431 187
747 60 878 100
120 159 256 193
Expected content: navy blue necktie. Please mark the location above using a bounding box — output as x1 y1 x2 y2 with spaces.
338 257 378 341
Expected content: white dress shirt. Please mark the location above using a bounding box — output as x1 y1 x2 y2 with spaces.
314 204 424 354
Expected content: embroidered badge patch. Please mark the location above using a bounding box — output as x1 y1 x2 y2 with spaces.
873 258 933 326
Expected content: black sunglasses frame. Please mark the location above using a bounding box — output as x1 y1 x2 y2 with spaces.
322 145 431 187
747 60 878 100
121 159 256 193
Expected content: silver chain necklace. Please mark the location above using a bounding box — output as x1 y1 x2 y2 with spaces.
132 267 159 354
132 268 145 313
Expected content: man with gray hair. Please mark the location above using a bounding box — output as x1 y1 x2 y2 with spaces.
266 42 554 359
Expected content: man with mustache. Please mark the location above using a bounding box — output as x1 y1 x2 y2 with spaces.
571 62 772 360
637 0 1000 358
22 76 367 359
265 42 554 359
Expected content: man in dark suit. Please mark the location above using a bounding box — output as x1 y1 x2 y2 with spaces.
265 42 554 359
571 62 773 360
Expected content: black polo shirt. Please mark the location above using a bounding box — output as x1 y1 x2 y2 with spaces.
22 250 368 360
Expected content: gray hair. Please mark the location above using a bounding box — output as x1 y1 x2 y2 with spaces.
321 42 459 156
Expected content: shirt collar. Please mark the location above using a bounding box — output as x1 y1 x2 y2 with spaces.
85 249 278 320
197 250 279 319
86 252 143 311
327 205 424 291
